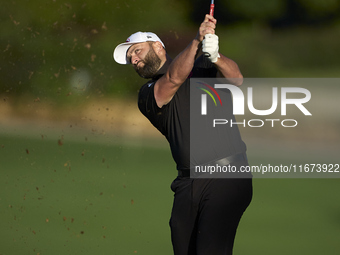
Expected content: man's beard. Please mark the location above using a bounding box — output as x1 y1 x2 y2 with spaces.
135 47 162 79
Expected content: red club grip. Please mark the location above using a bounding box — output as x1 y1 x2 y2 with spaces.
204 3 215 57
209 4 215 16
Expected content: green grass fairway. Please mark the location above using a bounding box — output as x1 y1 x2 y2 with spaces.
0 132 339 255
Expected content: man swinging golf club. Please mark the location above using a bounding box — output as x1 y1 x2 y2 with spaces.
113 13 252 255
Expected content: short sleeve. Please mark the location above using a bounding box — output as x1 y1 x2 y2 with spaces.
138 80 168 136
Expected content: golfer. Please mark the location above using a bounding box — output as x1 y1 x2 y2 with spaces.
113 14 252 255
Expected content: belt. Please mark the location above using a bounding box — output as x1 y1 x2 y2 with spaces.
178 153 248 177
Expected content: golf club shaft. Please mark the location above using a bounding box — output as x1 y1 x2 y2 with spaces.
204 0 215 57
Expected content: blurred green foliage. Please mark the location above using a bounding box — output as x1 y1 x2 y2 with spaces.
1 0 340 102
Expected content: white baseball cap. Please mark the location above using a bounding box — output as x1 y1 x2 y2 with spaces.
113 32 165 65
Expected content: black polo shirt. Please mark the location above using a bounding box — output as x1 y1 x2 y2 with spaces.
138 56 246 170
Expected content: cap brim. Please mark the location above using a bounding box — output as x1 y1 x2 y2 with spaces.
113 42 134 65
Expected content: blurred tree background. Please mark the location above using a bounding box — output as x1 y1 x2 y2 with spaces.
1 0 340 104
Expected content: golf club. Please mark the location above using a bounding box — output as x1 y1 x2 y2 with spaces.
204 0 215 57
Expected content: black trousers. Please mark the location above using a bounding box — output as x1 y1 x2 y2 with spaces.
169 177 252 255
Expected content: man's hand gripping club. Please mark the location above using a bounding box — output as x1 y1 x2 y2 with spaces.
198 15 220 63
203 34 220 63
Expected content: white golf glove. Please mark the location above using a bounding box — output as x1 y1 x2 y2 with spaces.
202 34 220 63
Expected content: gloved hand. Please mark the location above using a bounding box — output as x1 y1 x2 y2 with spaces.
202 34 220 63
